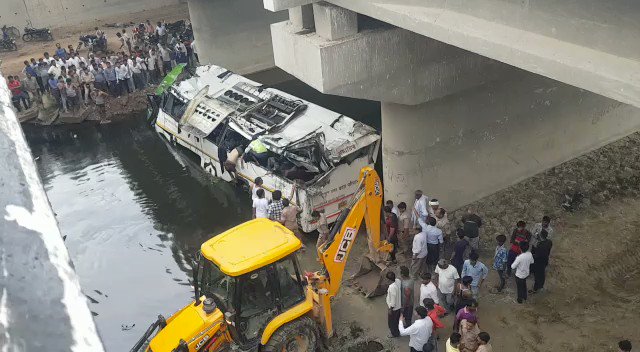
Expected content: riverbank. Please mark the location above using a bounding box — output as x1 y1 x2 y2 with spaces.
18 88 152 125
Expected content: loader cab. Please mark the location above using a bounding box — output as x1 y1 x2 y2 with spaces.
197 219 306 349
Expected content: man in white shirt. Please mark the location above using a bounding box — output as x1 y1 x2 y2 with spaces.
252 188 269 219
419 272 439 306
115 62 129 96
47 61 61 78
530 215 553 247
511 241 534 304
434 259 459 312
385 271 402 338
411 218 429 279
398 306 433 352
386 200 400 218
411 190 429 228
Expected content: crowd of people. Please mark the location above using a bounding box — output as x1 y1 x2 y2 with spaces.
8 20 198 116
381 190 560 351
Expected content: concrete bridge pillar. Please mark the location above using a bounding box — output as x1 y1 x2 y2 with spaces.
188 0 287 74
380 73 640 209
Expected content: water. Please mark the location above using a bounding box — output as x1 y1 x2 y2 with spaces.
23 79 380 351
24 119 250 351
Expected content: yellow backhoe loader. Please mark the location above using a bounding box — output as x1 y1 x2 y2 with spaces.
131 166 393 352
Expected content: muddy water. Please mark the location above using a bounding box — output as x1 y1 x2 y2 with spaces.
24 119 250 351
23 80 380 351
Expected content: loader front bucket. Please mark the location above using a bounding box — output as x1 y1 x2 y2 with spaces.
350 255 391 298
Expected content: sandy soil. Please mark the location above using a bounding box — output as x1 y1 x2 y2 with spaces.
0 3 189 76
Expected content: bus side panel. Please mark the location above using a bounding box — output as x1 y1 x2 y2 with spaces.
300 156 373 232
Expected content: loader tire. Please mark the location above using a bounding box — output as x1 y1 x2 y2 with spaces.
262 317 317 352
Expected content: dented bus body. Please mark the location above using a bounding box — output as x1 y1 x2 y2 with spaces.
148 65 380 232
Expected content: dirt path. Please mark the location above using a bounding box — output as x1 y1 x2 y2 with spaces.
0 3 189 76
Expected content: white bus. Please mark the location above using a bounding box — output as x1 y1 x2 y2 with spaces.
148 65 380 232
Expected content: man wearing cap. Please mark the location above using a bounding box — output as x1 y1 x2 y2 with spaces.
428 199 440 219
434 259 460 312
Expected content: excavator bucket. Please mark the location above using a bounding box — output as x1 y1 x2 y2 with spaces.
350 254 392 298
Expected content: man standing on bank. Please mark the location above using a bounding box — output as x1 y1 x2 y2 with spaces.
511 242 534 303
461 207 482 253
531 230 552 294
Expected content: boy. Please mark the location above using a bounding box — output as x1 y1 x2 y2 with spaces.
446 333 462 352
507 221 531 276
476 332 493 352
492 235 508 293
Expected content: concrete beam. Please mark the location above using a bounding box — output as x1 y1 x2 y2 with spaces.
325 0 640 108
313 2 357 41
271 21 510 104
289 4 315 31
189 0 287 74
0 74 104 351
264 0 318 12
381 70 640 210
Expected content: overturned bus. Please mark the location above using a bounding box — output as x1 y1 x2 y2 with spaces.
147 65 380 232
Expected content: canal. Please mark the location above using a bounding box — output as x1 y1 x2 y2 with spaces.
23 79 380 351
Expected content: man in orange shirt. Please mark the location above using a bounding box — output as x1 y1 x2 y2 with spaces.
423 297 446 351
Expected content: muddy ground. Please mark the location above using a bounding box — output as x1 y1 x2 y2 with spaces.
3 2 639 351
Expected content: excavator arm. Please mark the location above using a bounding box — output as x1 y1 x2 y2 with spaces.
316 166 392 297
308 166 393 338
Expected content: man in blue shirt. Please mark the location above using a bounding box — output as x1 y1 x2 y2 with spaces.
461 251 488 300
55 43 68 60
103 62 118 96
22 60 37 78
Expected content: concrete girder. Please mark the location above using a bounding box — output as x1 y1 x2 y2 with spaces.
271 21 511 105
325 0 640 108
